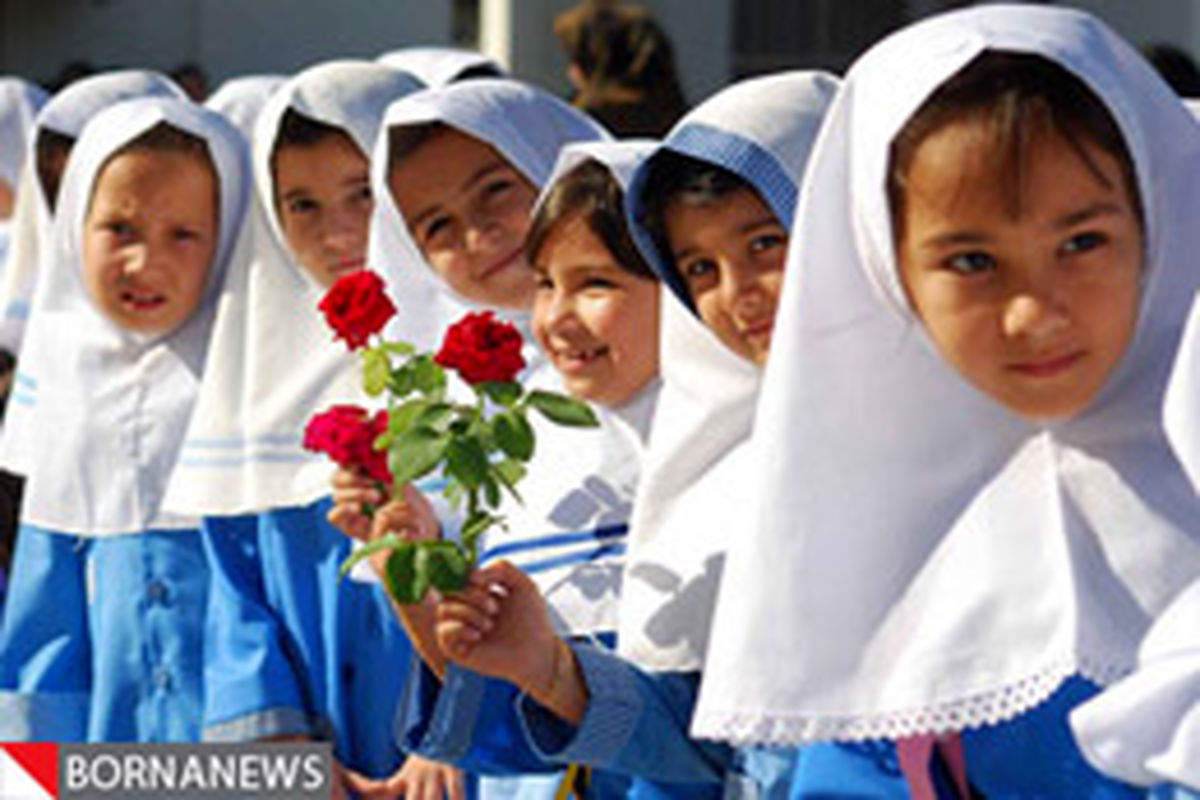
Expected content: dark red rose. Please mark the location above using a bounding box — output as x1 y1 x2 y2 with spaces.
434 311 526 385
303 404 393 484
318 270 397 350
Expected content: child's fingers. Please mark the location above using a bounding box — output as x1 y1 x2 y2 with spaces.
436 596 497 637
326 505 370 541
331 484 384 508
436 619 481 659
444 767 466 800
467 559 526 594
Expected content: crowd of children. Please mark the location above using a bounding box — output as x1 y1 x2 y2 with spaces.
0 4 1196 799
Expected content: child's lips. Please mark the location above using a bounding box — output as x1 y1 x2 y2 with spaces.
740 319 774 343
1007 350 1086 378
477 248 523 281
329 258 365 276
552 343 610 373
120 288 167 311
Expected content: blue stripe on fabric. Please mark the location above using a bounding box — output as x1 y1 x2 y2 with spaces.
486 542 627 576
183 433 299 450
4 300 29 321
14 372 35 391
10 391 34 407
479 524 628 562
177 452 313 468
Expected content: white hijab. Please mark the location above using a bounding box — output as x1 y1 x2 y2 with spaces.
0 97 248 536
692 4 1200 745
615 72 838 673
0 71 184 355
0 78 46 195
1070 577 1200 789
1165 294 1199 488
204 74 287 138
477 140 658 637
164 62 422 516
368 78 608 353
376 47 502 88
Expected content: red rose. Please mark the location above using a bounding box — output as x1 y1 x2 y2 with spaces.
318 270 397 350
434 311 526 385
303 404 393 484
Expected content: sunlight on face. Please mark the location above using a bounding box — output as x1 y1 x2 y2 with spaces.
388 128 538 310
665 187 787 365
895 120 1143 421
273 133 372 289
82 149 218 335
532 214 660 406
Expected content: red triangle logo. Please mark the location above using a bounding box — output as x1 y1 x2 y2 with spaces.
1 743 57 795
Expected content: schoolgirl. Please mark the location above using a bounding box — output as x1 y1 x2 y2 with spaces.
161 61 460 797
690 6 1200 797
0 96 248 741
426 71 837 795
204 74 286 139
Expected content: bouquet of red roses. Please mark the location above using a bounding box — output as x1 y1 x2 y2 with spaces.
303 270 597 604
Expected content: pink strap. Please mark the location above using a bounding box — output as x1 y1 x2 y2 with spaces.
896 733 970 799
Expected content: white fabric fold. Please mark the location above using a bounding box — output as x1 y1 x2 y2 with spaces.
691 4 1200 745
616 72 838 673
1 97 248 536
376 47 502 87
1165 292 1200 489
204 75 286 138
164 61 422 516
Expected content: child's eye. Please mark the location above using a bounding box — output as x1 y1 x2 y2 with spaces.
750 232 787 253
173 227 201 243
534 273 554 291
105 221 135 238
583 276 617 290
286 197 318 215
353 184 372 205
1060 231 1106 255
421 214 452 244
682 258 716 279
944 251 996 275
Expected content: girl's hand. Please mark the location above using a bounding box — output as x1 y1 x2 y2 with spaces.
436 561 587 723
384 755 465 800
328 467 387 541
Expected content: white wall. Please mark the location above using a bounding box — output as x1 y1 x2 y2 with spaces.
0 0 453 86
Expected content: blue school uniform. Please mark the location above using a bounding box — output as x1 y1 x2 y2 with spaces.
201 497 410 778
0 525 208 741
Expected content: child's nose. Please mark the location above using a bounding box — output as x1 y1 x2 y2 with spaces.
1003 292 1070 341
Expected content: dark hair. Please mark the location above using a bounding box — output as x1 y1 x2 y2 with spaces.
554 0 687 136
386 121 449 175
638 150 756 273
35 128 75 211
526 158 655 280
274 107 351 150
887 51 1142 239
454 64 504 82
96 122 218 213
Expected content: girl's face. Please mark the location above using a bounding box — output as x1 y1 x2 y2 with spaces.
388 128 538 310
895 120 1143 421
532 213 660 406
664 187 788 365
273 133 372 288
82 149 218 335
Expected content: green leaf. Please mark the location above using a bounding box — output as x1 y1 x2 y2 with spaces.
418 541 471 592
492 459 526 504
482 473 501 508
526 390 599 427
383 541 430 605
415 402 456 432
413 355 447 395
493 410 535 461
362 348 390 397
381 341 416 357
338 533 405 580
461 509 499 551
479 381 522 408
388 363 416 398
442 480 466 510
388 398 430 434
445 436 489 490
389 426 449 487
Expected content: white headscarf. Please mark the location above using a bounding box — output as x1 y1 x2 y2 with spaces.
0 97 248 536
1070 578 1200 789
476 139 658 637
368 78 609 353
0 71 184 355
1165 294 1200 488
204 74 286 138
163 62 422 516
0 78 46 194
376 47 503 88
614 72 838 672
692 4 1200 745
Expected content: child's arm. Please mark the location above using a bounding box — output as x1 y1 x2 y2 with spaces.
327 470 448 676
436 562 732 785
